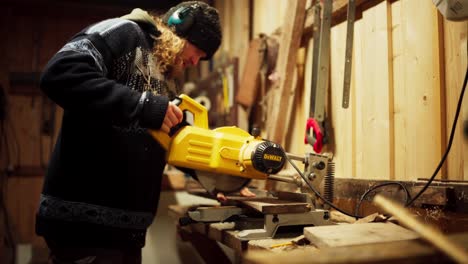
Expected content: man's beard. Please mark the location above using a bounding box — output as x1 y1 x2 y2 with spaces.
167 58 184 78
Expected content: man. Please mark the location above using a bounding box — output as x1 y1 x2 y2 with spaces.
36 2 221 263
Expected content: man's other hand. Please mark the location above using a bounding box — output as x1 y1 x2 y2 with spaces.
161 102 183 133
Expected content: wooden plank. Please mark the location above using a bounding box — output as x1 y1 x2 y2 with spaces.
443 18 468 181
354 1 393 180
284 47 307 156
434 9 448 180
244 232 468 264
304 222 419 248
265 0 307 146
330 20 354 178
235 38 263 108
5 177 45 246
240 198 311 214
374 195 468 263
392 0 443 181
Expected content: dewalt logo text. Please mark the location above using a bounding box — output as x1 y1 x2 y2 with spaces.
263 154 282 162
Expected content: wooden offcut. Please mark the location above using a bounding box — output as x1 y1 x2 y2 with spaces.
304 222 419 248
240 198 311 214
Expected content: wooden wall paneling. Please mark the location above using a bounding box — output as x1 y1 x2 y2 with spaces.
214 0 229 60
444 19 468 181
392 0 443 181
214 0 250 129
330 20 355 179
9 96 42 167
225 0 250 74
7 15 36 72
391 1 406 180
354 1 393 180
5 177 44 246
252 0 289 37
353 18 365 180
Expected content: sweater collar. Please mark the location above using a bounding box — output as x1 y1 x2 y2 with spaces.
121 8 159 38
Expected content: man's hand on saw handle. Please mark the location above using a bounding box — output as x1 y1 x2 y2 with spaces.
161 102 183 134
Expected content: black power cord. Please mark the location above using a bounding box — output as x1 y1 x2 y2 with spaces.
406 66 468 207
354 182 411 218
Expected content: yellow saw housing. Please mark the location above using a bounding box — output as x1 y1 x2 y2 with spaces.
149 95 286 180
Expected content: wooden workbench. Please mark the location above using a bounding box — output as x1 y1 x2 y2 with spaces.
168 204 319 263
168 204 468 264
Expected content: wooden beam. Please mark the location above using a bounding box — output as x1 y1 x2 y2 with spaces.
265 0 307 146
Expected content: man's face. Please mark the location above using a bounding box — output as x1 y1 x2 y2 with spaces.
171 41 207 78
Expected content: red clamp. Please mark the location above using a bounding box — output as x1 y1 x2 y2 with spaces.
304 118 324 153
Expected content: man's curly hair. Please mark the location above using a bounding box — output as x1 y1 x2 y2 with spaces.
152 17 185 75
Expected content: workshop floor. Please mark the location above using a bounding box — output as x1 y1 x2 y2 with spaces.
142 191 232 264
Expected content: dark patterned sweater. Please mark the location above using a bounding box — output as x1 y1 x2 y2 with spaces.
36 13 175 249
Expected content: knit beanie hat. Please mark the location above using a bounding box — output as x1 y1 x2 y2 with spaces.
163 1 222 60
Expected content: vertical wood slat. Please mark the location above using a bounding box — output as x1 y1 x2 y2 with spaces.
444 19 468 181
285 47 307 159
386 0 395 181
434 9 447 180
354 1 393 180
392 0 442 181
266 0 307 147
5 177 45 246
330 21 354 178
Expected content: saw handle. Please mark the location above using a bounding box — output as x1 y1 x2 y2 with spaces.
304 117 323 153
149 94 209 150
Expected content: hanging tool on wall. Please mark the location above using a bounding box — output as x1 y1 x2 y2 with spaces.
342 0 356 109
305 0 332 153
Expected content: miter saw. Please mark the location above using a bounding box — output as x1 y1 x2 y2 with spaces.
149 94 335 239
149 94 287 194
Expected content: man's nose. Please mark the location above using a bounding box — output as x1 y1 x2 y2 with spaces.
191 56 200 66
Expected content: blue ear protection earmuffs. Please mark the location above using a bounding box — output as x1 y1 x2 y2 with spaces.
167 6 195 34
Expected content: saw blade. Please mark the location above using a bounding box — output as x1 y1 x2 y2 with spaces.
196 171 251 194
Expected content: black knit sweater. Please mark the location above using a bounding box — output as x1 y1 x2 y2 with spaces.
36 13 175 249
